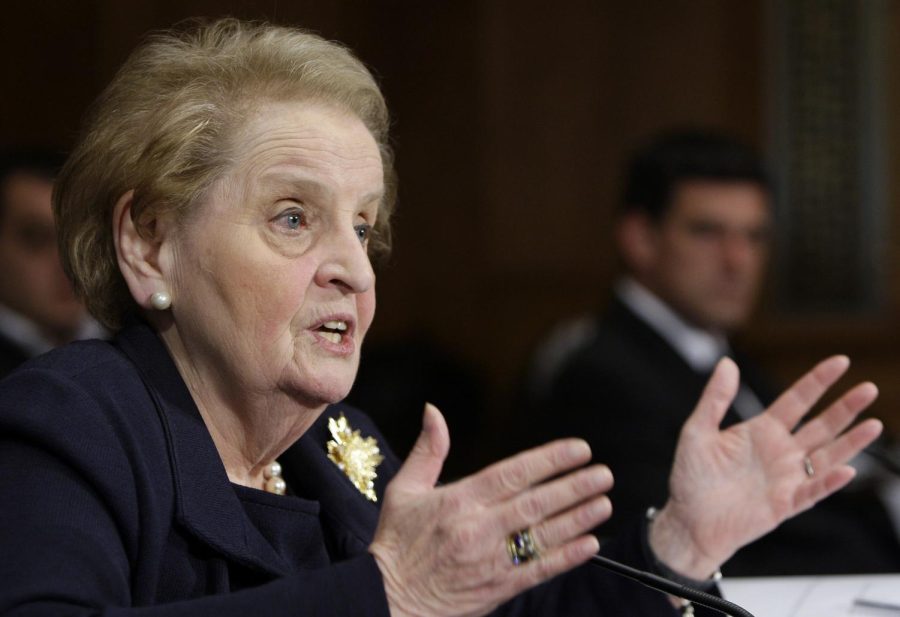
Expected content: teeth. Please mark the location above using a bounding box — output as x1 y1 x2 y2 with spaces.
321 332 342 344
323 320 348 331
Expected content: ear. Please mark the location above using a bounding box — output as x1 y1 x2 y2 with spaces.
113 190 170 310
616 211 659 275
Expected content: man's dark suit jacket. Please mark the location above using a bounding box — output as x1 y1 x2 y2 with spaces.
540 297 900 575
0 320 686 616
0 330 30 379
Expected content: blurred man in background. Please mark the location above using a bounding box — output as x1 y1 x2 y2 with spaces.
0 148 103 377
523 130 900 574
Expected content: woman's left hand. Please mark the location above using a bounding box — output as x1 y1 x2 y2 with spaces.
649 355 882 579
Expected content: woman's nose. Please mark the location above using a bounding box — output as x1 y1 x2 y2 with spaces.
314 226 375 293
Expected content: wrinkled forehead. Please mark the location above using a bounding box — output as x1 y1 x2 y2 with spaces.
177 100 385 227
227 100 384 192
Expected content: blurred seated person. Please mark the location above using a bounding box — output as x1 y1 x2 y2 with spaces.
0 148 104 377
523 130 900 575
0 22 887 616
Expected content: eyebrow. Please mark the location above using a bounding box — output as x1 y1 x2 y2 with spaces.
259 171 384 207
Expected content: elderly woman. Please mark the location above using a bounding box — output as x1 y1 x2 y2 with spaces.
0 19 882 617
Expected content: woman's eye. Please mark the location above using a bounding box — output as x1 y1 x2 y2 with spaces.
274 208 306 232
354 223 372 244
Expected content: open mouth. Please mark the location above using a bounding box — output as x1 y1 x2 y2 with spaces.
315 320 349 344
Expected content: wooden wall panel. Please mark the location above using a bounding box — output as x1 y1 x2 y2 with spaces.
0 1 101 149
473 1 767 422
2 1 898 455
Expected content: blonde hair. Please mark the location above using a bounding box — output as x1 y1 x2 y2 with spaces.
54 18 395 330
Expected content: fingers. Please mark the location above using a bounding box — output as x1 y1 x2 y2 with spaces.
390 403 450 492
767 355 850 431
794 465 858 512
460 455 611 589
808 417 883 474
467 438 592 504
530 494 612 550
494 464 614 532
483 465 611 591
505 535 600 599
796 418 882 511
785 372 879 513
794 381 878 452
684 357 740 433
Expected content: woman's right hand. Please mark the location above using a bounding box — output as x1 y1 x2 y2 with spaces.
369 404 613 617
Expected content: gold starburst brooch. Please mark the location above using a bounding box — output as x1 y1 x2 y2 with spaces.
326 413 384 502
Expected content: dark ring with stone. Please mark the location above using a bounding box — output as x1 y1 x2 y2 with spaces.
506 528 540 565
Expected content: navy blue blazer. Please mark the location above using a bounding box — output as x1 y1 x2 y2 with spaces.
0 321 680 615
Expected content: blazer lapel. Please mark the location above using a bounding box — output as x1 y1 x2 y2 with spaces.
115 321 290 577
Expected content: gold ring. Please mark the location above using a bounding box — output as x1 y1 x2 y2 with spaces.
804 456 815 478
506 528 540 565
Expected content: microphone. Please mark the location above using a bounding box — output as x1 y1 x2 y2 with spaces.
589 554 755 617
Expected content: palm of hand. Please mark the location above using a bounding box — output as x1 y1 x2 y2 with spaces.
670 410 811 555
662 356 881 571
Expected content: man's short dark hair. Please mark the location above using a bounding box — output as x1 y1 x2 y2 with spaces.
0 147 66 220
621 130 770 219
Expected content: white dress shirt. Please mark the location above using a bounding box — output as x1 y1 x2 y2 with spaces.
616 278 764 419
0 304 106 358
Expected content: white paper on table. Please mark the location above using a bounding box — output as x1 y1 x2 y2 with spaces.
720 574 900 617
855 577 900 612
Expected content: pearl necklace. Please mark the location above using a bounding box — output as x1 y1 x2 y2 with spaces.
263 461 286 495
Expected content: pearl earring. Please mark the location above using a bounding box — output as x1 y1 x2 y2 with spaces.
150 291 172 310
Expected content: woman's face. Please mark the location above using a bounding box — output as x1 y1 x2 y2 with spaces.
163 101 382 407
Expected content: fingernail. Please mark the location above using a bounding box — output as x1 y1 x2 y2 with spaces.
593 495 612 515
569 439 591 459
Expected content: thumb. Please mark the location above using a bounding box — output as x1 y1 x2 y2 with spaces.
686 357 740 433
391 403 450 492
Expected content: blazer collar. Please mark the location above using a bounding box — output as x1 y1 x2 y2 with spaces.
114 321 291 576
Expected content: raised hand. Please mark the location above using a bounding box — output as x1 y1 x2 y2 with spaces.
649 356 882 579
369 404 613 617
